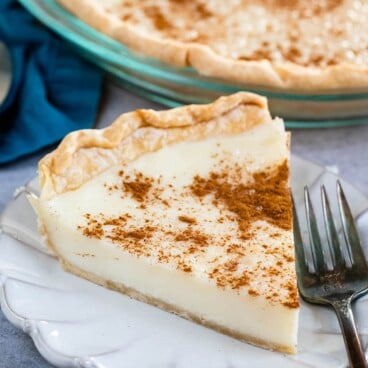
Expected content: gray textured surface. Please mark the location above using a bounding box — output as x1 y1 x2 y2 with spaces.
1 82 368 367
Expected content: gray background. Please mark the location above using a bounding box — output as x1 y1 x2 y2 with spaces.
1 82 368 367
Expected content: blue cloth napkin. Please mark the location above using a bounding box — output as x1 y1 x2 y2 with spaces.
0 0 103 164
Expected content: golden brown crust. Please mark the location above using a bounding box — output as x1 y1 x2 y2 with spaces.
60 258 295 354
39 92 270 198
56 0 368 91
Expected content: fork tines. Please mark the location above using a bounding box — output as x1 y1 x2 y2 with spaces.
295 181 368 275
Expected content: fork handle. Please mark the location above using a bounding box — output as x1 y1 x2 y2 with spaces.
332 299 367 368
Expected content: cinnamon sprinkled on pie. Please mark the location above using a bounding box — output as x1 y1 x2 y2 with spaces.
190 160 292 238
122 172 153 202
268 0 342 13
143 5 172 31
76 160 297 309
174 228 208 246
178 215 197 224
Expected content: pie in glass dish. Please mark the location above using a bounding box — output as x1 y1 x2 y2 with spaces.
56 0 368 91
29 93 299 354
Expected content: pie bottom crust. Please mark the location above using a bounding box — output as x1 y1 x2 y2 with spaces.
58 257 295 355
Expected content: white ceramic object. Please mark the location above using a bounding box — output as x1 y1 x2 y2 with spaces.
0 155 367 368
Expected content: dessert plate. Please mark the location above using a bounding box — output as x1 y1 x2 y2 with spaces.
1 155 368 368
17 0 368 127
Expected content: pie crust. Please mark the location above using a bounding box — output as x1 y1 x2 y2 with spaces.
56 0 368 91
39 92 270 198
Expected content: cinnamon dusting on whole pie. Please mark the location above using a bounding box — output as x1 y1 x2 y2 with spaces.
143 5 172 32
107 0 365 69
267 0 342 14
57 0 368 90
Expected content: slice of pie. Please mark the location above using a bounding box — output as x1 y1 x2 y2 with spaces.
29 93 299 354
56 0 368 91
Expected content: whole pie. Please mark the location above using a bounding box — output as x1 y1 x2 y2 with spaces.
29 93 299 354
57 0 368 91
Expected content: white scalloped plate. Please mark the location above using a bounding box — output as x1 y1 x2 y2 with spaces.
1 155 368 368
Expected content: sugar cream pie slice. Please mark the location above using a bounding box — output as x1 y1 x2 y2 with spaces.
30 93 299 354
56 0 368 91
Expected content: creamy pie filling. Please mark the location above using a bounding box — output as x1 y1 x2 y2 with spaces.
33 118 298 352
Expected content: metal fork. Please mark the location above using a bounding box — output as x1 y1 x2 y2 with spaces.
293 181 368 368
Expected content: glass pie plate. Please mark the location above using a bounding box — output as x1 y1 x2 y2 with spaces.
18 0 368 128
1 155 368 368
